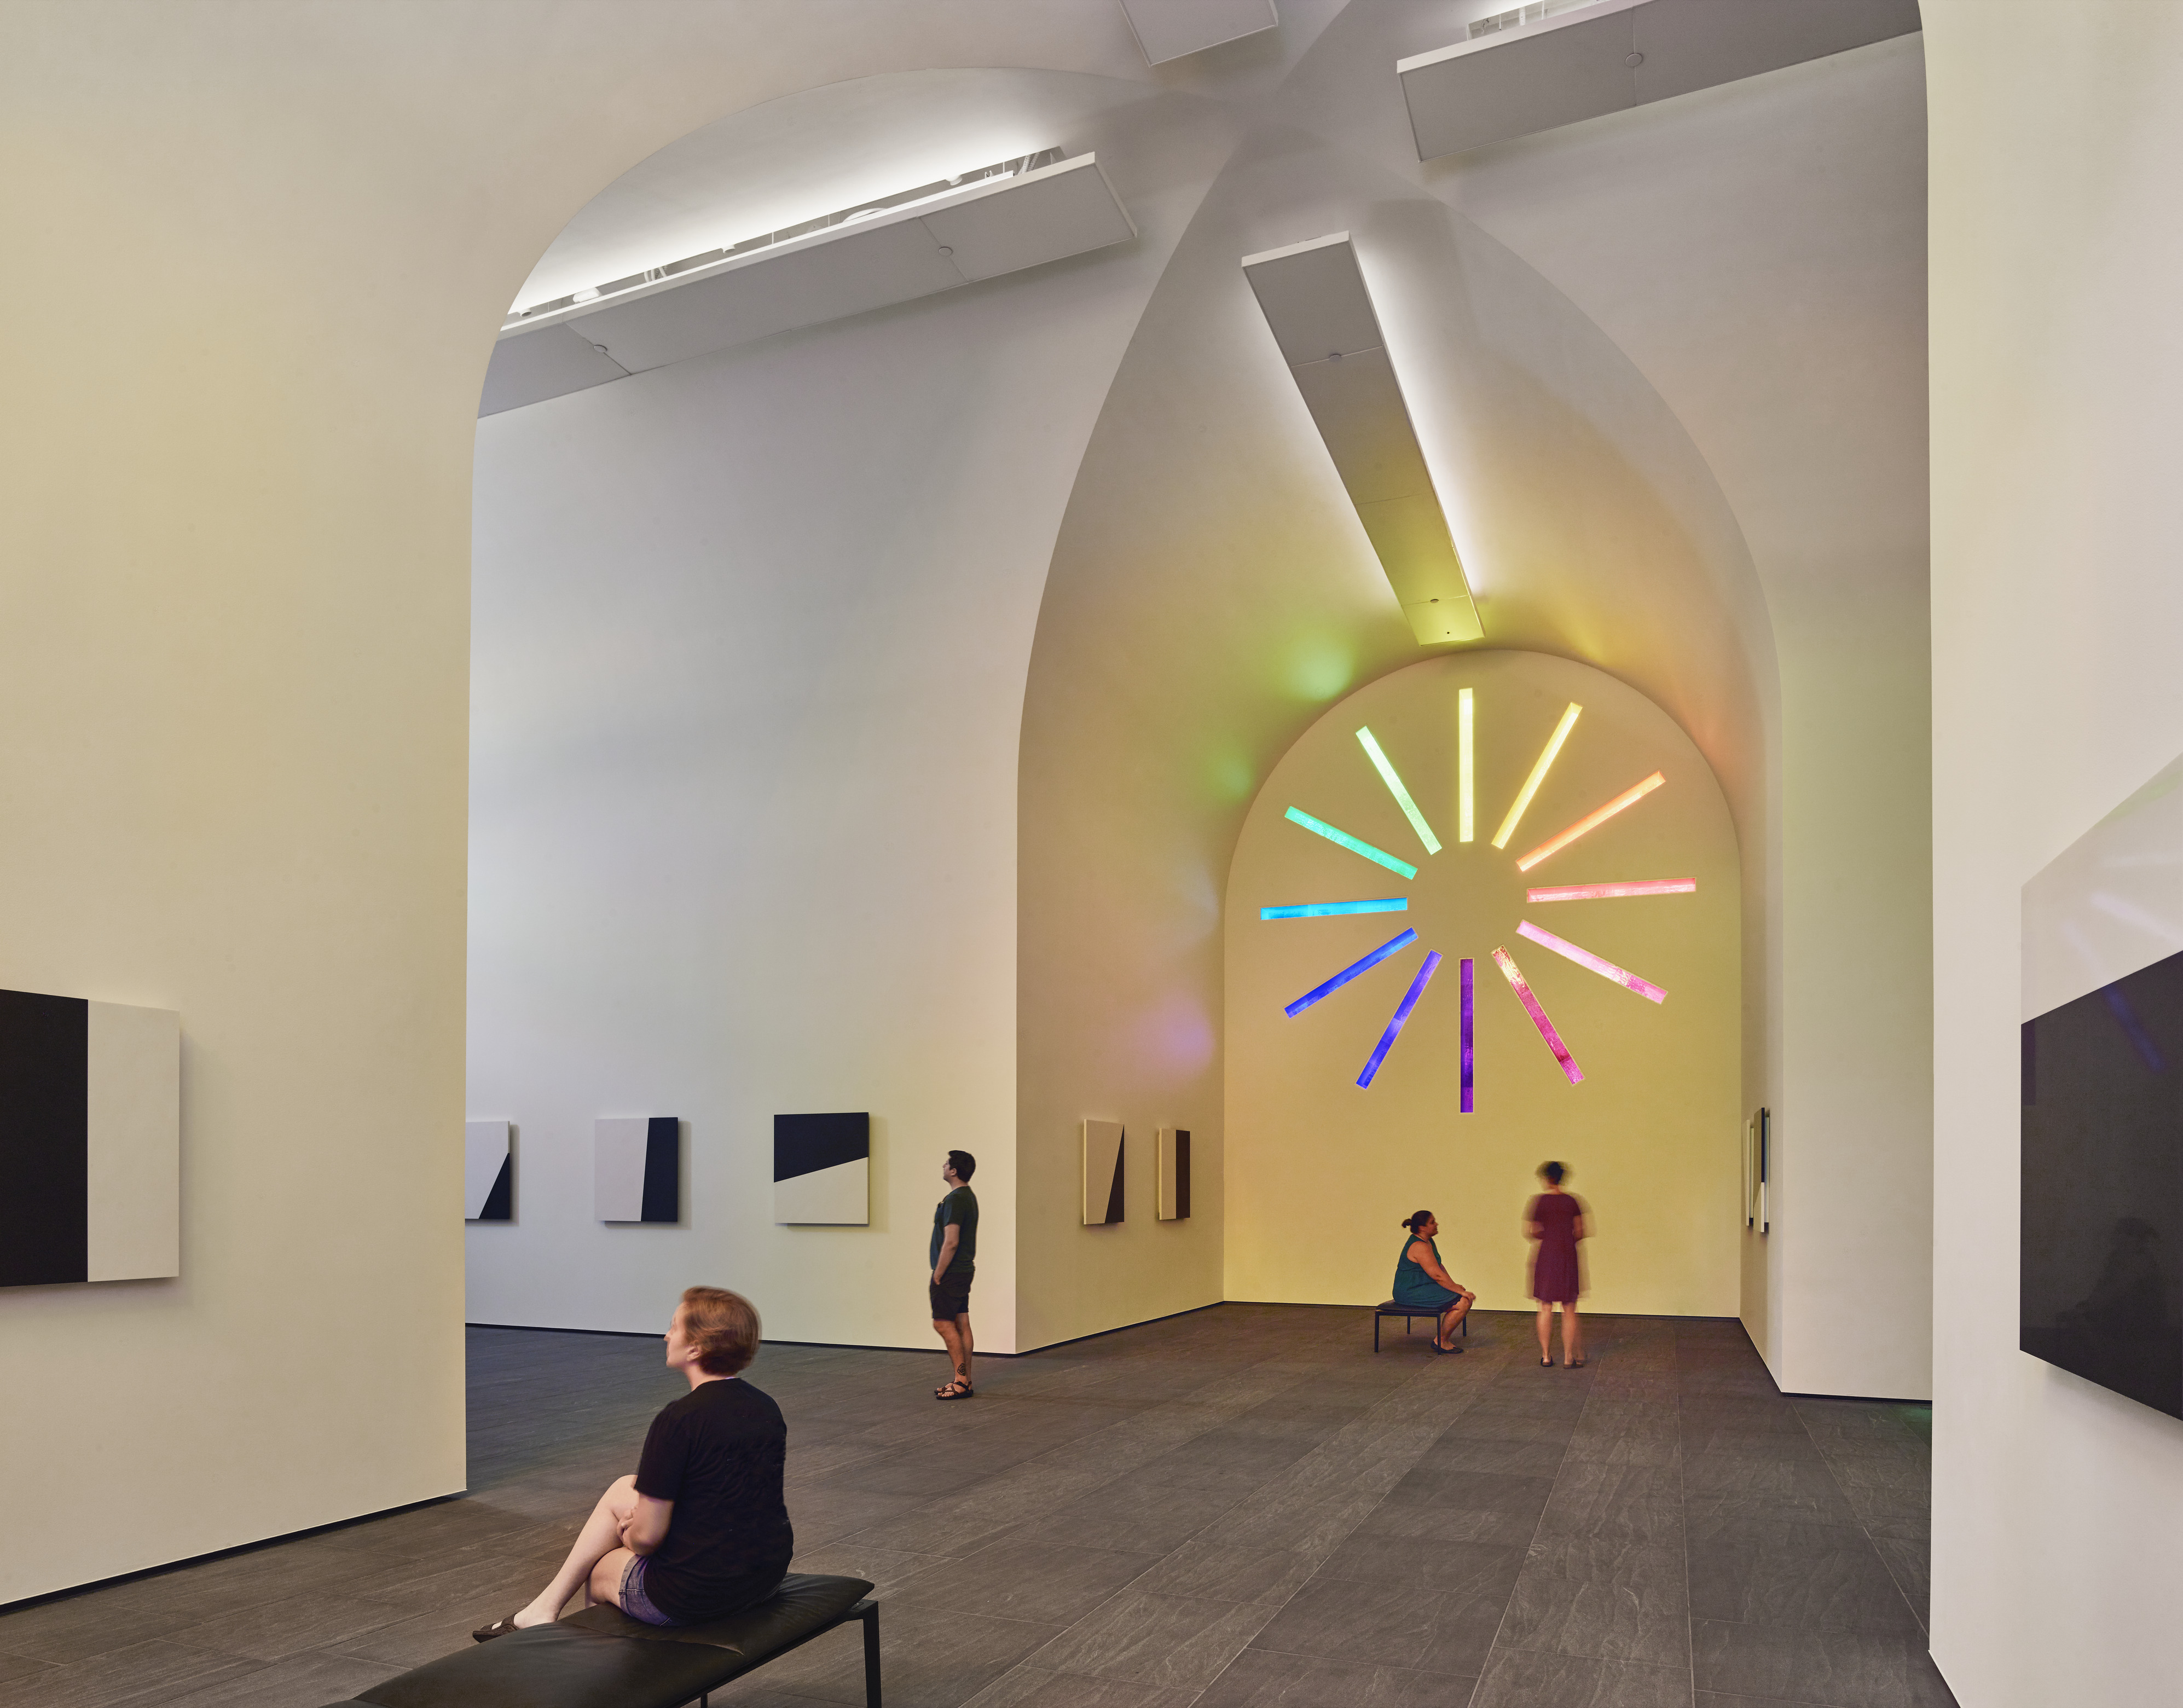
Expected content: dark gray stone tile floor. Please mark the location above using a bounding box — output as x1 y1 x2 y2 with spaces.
0 1307 1954 1707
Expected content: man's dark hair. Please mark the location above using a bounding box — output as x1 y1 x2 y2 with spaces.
947 1149 977 1182
1539 1160 1567 1185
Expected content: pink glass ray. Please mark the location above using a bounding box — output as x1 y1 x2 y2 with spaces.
1516 920 1668 1004
1525 879 1695 903
1491 947 1584 1084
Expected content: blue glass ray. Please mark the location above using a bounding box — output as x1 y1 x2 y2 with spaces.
1283 928 1418 1018
1283 808 1418 880
1357 951 1443 1087
1259 898 1409 921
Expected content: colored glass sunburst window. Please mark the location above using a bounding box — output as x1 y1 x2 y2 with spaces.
1265 704 1693 1099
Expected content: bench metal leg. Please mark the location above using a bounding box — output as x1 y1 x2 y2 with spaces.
860 1600 882 1707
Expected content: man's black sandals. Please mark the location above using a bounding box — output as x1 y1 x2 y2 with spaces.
935 1379 975 1400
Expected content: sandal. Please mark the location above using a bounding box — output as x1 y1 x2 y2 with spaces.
1431 1340 1464 1354
1539 1357 1554 1368
472 1614 524 1643
935 1379 975 1400
1565 1355 1586 1368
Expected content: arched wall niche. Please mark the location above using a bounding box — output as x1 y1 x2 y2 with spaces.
1226 650 1740 1316
1014 117 1775 1348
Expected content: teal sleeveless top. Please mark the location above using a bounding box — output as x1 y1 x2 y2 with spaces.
1392 1235 1460 1308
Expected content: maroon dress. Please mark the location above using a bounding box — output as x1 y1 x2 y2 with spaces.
1528 1192 1582 1304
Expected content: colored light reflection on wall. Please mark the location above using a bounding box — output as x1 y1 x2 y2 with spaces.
1260 898 1409 920
1284 807 1419 879
1357 728 1441 855
1492 702 1581 849
1357 951 1442 1087
1515 771 1665 872
1460 956 1474 1112
1516 919 1667 1003
1526 878 1694 902
1284 928 1418 1018
1492 946 1584 1083
1457 688 1475 844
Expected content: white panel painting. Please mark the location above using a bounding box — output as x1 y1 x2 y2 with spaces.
594 1116 650 1223
774 1159 869 1225
464 1120 512 1220
84 1000 180 1283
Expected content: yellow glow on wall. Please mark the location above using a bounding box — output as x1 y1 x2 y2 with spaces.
1457 687 1474 843
1491 702 1580 849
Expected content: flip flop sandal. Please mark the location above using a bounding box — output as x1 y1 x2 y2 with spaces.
472 1614 524 1643
936 1379 975 1400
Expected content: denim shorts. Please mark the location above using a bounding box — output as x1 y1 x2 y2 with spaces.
619 1555 677 1627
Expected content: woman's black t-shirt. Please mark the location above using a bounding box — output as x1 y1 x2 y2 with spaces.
632 1376 794 1623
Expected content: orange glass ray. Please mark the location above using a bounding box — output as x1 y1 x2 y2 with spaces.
1514 772 1665 873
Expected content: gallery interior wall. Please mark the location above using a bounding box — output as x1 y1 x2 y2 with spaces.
0 0 1185 1601
1225 652 1740 1316
465 72 1240 1357
1926 2 2183 1702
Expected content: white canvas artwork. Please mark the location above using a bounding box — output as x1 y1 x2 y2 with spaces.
464 1119 512 1221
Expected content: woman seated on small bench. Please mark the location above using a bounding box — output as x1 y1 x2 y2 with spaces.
474 1286 793 1638
1393 1209 1475 1354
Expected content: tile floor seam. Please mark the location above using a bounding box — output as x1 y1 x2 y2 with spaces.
1798 1403 1928 1641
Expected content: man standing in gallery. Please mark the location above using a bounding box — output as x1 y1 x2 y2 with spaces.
930 1150 978 1400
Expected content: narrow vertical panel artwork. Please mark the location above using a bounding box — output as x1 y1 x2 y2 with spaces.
774 1112 870 1224
1157 1127 1191 1220
465 1120 513 1221
597 1115 680 1223
0 989 180 1289
1082 1119 1124 1225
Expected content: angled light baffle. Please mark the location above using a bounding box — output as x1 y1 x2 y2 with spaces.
465 1120 513 1221
596 1116 680 1223
1082 1119 1125 1225
1242 233 1482 646
773 1111 871 1225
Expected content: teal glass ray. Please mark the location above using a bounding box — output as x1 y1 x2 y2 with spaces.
1283 808 1418 880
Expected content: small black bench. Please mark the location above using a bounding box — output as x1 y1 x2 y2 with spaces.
315 1572 878 1708
1373 1300 1467 1351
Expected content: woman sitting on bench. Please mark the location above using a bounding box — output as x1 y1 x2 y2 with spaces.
1393 1210 1475 1354
474 1286 793 1638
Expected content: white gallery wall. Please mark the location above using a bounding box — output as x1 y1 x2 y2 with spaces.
1926 3 2183 1703
465 73 1238 1355
0 0 1198 1602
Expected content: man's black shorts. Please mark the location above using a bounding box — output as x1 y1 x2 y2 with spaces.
930 1269 972 1321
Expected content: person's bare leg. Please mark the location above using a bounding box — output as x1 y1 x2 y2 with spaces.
1564 1304 1583 1365
1536 1304 1553 1362
934 1318 966 1389
954 1313 974 1386
514 1475 638 1628
586 1544 638 1612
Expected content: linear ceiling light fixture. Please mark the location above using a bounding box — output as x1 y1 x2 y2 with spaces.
1242 233 1483 647
1283 807 1420 880
1515 771 1665 872
505 150 1065 331
482 150 1133 416
1493 702 1581 849
1356 728 1441 854
1397 0 1923 161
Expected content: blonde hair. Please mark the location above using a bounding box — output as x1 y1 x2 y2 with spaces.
679 1286 761 1375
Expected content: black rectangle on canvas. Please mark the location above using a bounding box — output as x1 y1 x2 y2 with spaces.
0 989 90 1288
774 1111 871 1183
640 1116 680 1224
1176 1129 1191 1220
2022 947 2183 1418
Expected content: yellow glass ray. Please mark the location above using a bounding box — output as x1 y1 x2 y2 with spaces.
1356 727 1441 855
1492 702 1581 850
1457 688 1474 843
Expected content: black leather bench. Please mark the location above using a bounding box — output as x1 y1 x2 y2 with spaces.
1373 1300 1467 1351
314 1572 878 1708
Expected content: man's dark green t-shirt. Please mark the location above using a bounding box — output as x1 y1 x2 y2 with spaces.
931 1186 978 1273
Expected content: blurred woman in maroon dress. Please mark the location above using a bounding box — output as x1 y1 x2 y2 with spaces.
1526 1161 1586 1367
